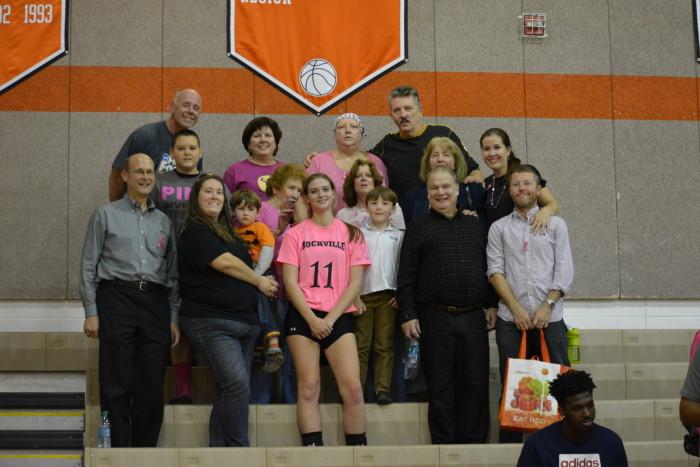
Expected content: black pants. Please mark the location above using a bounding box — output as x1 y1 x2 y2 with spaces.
421 306 490 444
96 282 171 447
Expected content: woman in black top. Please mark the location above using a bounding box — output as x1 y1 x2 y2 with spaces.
480 129 560 443
178 173 277 447
480 128 559 233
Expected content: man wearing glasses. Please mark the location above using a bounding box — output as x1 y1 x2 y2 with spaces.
80 153 180 446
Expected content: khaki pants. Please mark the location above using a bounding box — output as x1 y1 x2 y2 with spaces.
355 290 396 394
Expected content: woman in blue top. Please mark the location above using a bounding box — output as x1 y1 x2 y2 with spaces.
404 136 486 226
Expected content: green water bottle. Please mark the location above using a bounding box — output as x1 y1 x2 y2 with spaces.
567 328 581 364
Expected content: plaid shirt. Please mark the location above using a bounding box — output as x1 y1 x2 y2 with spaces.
397 209 488 322
79 195 179 321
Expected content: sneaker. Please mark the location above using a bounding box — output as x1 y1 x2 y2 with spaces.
169 395 193 405
262 348 285 373
376 391 392 405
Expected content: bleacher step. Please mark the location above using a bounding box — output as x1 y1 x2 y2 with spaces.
0 451 82 467
81 442 695 467
0 373 84 393
0 393 85 450
0 410 84 431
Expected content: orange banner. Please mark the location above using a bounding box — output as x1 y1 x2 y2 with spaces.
0 0 68 93
228 0 407 115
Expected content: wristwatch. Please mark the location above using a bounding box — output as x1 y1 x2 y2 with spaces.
545 298 557 308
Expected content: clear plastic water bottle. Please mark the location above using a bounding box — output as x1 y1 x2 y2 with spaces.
404 338 420 380
97 410 111 448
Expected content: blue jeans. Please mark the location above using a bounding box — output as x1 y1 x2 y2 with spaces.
180 316 259 447
250 298 297 404
257 293 277 337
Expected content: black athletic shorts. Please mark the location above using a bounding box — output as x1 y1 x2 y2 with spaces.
285 307 354 350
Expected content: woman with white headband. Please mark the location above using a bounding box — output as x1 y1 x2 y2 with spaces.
306 113 389 211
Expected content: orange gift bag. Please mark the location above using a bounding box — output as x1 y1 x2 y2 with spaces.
498 330 571 432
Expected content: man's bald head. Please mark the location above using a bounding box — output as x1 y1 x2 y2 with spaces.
169 89 202 132
122 153 156 201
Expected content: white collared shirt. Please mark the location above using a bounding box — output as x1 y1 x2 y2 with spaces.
359 223 404 295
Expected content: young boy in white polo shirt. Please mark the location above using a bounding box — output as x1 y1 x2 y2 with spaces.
354 186 404 405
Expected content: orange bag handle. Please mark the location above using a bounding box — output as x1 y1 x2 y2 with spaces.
517 330 551 363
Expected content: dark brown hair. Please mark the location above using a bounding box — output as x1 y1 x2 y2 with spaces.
366 186 398 206
184 173 239 243
230 188 261 211
242 117 282 156
342 159 384 208
509 164 543 187
479 128 522 179
171 128 200 148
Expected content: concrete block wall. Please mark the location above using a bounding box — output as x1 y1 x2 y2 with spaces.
1 0 699 303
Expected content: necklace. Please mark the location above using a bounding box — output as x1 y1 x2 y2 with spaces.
489 176 507 208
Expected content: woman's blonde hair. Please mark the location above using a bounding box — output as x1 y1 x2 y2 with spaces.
419 137 468 182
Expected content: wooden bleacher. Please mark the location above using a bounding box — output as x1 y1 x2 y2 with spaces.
0 330 697 466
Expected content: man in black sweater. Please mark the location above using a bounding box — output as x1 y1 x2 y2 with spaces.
397 166 490 444
370 85 483 211
304 85 483 212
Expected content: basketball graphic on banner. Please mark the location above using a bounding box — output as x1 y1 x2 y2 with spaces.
299 59 337 97
229 0 407 114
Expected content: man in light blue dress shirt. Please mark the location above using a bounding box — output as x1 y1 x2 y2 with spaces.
486 164 574 443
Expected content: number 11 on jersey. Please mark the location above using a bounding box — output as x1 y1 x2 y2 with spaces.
310 261 333 289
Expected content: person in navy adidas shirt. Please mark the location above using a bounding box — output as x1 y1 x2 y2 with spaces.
517 370 628 467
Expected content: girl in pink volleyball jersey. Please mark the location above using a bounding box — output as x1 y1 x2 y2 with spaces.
277 173 371 447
